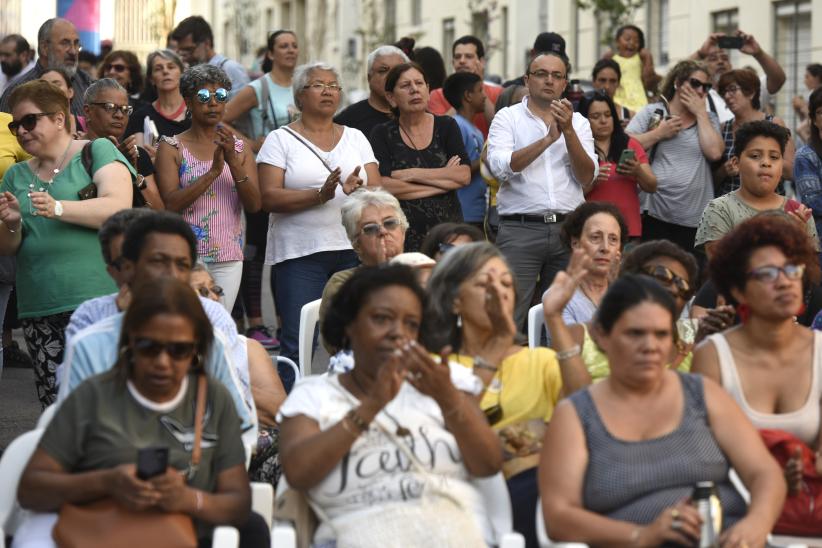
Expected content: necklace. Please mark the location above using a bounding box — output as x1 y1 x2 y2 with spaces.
299 120 337 163
28 140 73 204
348 371 411 437
399 123 421 150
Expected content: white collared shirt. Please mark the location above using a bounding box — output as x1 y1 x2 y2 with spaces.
487 96 598 215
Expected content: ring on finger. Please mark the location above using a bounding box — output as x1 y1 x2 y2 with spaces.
670 509 679 520
670 519 681 531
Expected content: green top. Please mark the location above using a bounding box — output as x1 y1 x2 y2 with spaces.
3 138 134 318
40 372 246 536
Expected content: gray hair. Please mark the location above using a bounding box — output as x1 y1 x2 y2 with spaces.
422 242 516 352
38 18 70 51
84 78 128 105
180 64 232 98
366 45 409 75
340 187 408 242
146 49 185 78
292 61 341 110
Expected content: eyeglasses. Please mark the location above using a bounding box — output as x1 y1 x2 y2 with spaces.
528 70 566 81
722 85 741 96
438 242 455 255
7 112 56 136
196 88 229 103
89 102 133 116
359 217 401 237
133 337 197 360
688 78 712 92
643 265 691 299
196 285 225 298
746 263 805 283
107 63 128 73
303 81 342 92
53 39 82 51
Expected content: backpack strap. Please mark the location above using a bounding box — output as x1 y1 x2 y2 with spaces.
80 141 94 178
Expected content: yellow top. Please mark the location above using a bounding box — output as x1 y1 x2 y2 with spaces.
0 113 30 182
613 54 648 113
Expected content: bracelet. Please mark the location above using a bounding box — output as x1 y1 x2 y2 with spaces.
442 397 464 422
555 344 581 361
340 415 360 438
234 175 250 184
4 221 19 233
630 527 642 546
346 409 370 433
316 187 324 204
472 356 498 372
194 490 203 512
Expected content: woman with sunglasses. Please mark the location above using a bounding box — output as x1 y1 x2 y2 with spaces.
419 222 484 261
155 64 261 312
15 277 270 548
279 264 501 547
99 50 144 108
0 80 133 407
540 273 785 547
258 61 379 368
125 49 189 155
425 242 590 547
693 215 822 506
627 60 724 252
83 78 165 209
714 69 794 197
577 92 656 241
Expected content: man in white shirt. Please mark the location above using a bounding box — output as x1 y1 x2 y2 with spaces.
692 30 785 123
487 52 597 330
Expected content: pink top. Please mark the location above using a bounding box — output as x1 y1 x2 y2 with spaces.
585 137 648 237
162 135 244 262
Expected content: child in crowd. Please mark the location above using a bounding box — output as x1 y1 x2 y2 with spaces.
610 25 658 113
442 71 487 229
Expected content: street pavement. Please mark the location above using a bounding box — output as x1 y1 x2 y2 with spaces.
0 366 40 453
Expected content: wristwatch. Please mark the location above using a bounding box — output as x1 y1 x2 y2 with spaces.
54 200 63 217
136 174 147 190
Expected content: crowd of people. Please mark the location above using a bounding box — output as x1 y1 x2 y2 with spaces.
2 12 822 548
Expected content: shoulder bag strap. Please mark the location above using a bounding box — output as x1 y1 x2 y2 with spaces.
187 374 207 479
282 126 334 173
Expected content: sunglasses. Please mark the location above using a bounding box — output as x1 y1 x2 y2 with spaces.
360 217 401 237
107 63 128 73
688 78 712 92
196 284 225 298
133 337 197 360
89 102 133 116
8 112 56 136
643 265 691 299
746 263 805 284
196 88 229 103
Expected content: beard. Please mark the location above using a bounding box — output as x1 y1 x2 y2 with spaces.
1 59 22 77
47 50 77 77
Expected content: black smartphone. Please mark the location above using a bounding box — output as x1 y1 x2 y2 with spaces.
717 36 744 49
136 446 169 480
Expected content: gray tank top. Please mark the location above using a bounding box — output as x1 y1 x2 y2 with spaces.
570 372 746 526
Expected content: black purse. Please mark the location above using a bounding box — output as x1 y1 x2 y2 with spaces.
77 140 148 207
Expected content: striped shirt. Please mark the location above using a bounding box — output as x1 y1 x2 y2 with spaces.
162 136 244 263
627 103 720 228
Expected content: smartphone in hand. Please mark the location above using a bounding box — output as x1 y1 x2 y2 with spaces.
618 148 636 167
717 36 744 49
136 446 169 480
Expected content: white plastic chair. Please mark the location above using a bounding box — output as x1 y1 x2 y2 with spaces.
275 355 301 390
35 403 58 430
535 498 589 548
528 304 544 349
0 429 43 548
298 299 321 376
271 473 526 548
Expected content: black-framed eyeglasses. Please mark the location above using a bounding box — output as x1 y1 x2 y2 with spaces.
359 217 401 237
746 263 805 284
196 285 225 298
196 88 229 103
688 77 712 92
721 85 741 97
89 102 133 116
7 112 56 136
527 70 566 81
643 265 691 299
53 39 82 51
106 63 128 73
133 337 197 360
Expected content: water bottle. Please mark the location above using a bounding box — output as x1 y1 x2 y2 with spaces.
692 481 722 547
648 108 665 131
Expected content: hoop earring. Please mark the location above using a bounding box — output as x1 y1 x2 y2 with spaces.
456 314 462 328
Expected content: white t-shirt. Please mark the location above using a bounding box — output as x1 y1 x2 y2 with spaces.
277 372 487 542
256 126 378 265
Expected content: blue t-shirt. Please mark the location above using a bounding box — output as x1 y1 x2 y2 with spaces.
454 114 487 222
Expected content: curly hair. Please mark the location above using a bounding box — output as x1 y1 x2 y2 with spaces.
660 59 709 102
179 64 232 98
560 201 629 250
322 264 426 351
619 240 699 299
709 214 822 303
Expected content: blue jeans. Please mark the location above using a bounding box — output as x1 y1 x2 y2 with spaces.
272 250 359 367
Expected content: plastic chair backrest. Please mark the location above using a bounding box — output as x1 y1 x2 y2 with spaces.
35 404 58 430
0 429 43 536
275 355 301 394
298 299 321 376
472 473 513 544
528 304 544 349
